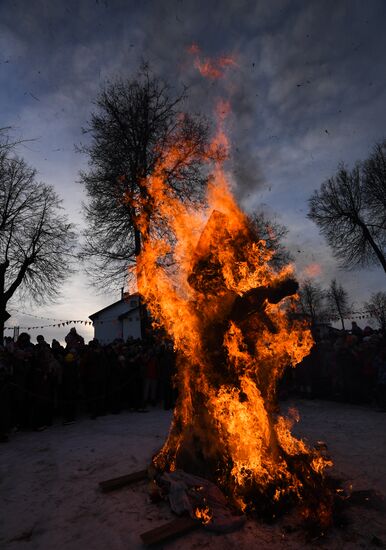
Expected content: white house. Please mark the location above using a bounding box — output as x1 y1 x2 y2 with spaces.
89 293 142 344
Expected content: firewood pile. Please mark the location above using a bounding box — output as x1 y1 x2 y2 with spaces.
99 466 246 546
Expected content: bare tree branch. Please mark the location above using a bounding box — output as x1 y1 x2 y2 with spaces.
364 291 386 332
0 138 77 339
249 211 292 270
79 66 212 290
326 278 350 330
308 143 386 274
297 279 326 326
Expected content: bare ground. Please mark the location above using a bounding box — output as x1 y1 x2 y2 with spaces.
1 400 385 549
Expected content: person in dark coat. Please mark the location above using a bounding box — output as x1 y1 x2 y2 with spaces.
36 334 50 349
81 340 106 419
12 333 34 429
351 321 363 340
65 327 84 351
159 343 176 410
374 347 386 411
61 348 79 424
127 344 145 411
143 348 158 407
30 346 56 430
51 340 65 414
105 344 124 414
0 346 13 442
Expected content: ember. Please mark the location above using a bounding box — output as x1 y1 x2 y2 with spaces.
195 506 211 525
187 43 237 79
134 69 334 530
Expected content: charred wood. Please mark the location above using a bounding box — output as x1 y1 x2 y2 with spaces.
140 516 200 546
98 469 148 493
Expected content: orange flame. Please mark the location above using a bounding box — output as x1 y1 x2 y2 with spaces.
195 505 212 525
303 263 322 278
188 43 237 80
135 97 332 519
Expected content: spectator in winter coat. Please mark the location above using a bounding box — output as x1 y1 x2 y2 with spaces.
65 327 84 351
374 348 386 412
13 333 34 429
0 346 13 441
143 349 158 406
81 340 106 419
159 343 176 410
127 345 145 411
61 348 79 424
30 345 57 430
351 321 363 340
36 335 50 349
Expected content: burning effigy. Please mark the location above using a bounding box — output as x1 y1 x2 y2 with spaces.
133 97 335 534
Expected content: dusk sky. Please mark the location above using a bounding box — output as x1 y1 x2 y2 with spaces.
1 0 385 343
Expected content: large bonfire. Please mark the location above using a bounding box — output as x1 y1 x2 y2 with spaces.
133 60 334 528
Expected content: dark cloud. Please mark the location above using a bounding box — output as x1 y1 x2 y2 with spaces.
1 0 386 324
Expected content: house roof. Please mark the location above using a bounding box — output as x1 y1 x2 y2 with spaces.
89 293 140 320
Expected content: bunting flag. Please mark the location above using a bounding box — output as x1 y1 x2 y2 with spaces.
4 320 94 331
3 308 378 332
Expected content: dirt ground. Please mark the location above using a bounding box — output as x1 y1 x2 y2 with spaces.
1 399 385 549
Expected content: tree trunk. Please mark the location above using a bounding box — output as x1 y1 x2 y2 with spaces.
134 226 151 340
134 227 141 257
337 304 345 331
0 302 9 344
0 265 6 344
359 219 386 273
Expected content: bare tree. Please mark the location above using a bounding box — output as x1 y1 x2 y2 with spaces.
249 211 292 270
298 279 326 326
326 278 350 330
0 128 15 156
308 151 386 274
0 146 77 340
80 67 213 290
363 140 386 238
364 291 386 332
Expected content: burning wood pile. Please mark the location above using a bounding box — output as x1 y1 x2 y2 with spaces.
126 109 336 543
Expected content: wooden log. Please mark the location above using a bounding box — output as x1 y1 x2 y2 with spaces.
98 469 148 493
140 516 200 546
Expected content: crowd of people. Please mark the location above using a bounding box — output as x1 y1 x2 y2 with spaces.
287 321 386 410
0 328 176 442
1 321 386 443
